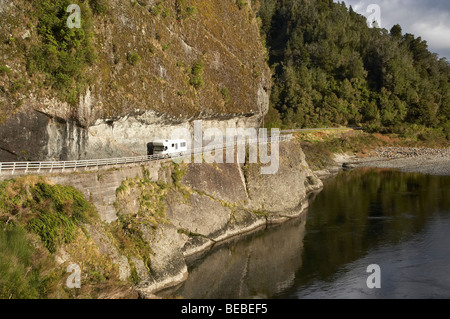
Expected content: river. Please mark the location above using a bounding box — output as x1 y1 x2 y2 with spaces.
157 168 450 299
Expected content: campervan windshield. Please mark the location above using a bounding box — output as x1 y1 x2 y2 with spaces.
154 145 167 152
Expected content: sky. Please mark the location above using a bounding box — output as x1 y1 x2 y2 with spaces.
338 0 450 60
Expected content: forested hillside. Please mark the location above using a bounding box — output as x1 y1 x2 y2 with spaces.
254 0 450 140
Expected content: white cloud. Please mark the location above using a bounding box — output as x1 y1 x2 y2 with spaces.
338 0 450 59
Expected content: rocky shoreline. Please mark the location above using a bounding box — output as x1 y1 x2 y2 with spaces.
340 147 450 176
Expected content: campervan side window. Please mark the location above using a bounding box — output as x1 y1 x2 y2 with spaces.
180 142 186 147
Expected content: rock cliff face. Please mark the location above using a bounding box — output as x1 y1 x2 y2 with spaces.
141 140 323 296
0 0 322 298
43 137 322 297
0 0 270 161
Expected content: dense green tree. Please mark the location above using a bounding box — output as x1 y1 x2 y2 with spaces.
253 0 450 137
390 24 403 40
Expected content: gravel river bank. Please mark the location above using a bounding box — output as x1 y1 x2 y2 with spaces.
343 147 450 176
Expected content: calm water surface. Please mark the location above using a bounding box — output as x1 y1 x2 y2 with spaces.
159 168 450 299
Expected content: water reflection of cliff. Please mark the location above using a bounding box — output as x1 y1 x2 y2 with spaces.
158 168 450 299
159 213 308 299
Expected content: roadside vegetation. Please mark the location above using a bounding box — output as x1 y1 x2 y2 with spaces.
0 176 130 299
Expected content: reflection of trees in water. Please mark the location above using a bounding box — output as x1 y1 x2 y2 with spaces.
290 168 450 290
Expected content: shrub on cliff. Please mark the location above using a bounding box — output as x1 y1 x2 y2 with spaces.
175 0 197 20
0 178 95 253
27 182 94 253
189 62 205 89
127 52 142 66
89 0 109 15
26 0 98 106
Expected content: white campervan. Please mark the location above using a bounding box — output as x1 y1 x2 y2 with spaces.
151 139 187 158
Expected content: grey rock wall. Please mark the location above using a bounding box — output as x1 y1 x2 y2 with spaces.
0 107 262 161
37 137 322 297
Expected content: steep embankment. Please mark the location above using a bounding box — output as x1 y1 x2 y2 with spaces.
0 138 322 298
0 0 270 161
